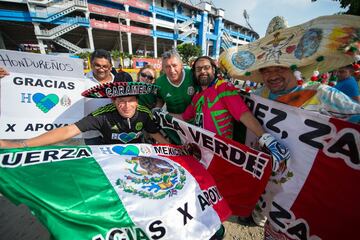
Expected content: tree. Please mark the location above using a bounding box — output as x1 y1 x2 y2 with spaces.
176 43 202 65
311 0 360 15
75 51 91 70
111 49 122 68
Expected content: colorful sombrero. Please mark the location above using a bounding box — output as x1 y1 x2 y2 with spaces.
82 81 160 98
219 15 360 83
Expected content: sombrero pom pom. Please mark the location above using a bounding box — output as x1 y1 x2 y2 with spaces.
328 74 337 87
354 54 360 62
353 63 360 71
294 70 303 85
311 70 319 81
320 73 328 84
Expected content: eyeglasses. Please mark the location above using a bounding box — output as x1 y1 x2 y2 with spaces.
195 65 212 73
93 64 111 70
140 72 155 81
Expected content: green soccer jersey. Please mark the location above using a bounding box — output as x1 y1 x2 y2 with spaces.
138 93 157 110
155 68 197 114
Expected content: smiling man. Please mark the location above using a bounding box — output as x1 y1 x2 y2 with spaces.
84 49 134 145
178 56 290 173
155 49 197 114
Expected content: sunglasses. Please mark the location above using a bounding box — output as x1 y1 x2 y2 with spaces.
140 72 154 81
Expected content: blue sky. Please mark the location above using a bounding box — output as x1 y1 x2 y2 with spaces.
211 0 345 37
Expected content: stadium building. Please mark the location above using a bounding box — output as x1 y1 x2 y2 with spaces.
0 0 259 59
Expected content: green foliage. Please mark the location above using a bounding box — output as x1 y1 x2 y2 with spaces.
75 51 91 59
176 43 202 65
311 0 360 15
110 49 121 60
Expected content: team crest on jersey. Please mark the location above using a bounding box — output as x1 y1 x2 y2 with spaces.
135 122 143 131
116 156 186 199
187 86 195 96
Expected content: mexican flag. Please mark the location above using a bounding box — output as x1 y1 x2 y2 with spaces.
154 112 273 216
0 144 231 240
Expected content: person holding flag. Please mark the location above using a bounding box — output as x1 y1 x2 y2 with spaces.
219 14 360 238
171 55 291 173
0 82 169 148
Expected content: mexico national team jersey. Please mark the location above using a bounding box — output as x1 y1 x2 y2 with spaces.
75 104 160 144
182 79 249 139
155 68 196 114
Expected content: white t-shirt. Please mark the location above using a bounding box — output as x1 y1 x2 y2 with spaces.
82 71 114 139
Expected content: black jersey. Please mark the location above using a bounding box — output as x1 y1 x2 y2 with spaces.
75 104 160 144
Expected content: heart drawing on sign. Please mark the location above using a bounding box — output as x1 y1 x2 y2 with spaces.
32 93 59 113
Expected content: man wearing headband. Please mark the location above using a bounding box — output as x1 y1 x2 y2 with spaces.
0 82 168 148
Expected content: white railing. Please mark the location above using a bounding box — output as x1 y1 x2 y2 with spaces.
221 30 234 49
179 27 197 40
36 17 86 39
53 37 83 53
176 17 194 32
29 0 87 21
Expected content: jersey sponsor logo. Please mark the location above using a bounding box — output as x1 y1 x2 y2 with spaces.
166 93 172 98
111 124 119 131
112 132 142 143
187 86 195 96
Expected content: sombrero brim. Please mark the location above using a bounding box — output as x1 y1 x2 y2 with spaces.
82 81 160 98
219 15 360 83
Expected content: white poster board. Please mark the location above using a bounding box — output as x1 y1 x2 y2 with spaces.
0 50 85 139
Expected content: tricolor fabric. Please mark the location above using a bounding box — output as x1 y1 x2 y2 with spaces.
154 111 273 216
156 92 360 239
0 144 231 240
241 94 359 240
182 79 250 139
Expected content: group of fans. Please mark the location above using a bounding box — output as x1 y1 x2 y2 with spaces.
0 14 359 240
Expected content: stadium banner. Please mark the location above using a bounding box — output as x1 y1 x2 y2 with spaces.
109 0 150 10
0 144 231 240
90 19 151 36
0 50 85 139
241 94 359 240
153 111 273 216
89 4 151 24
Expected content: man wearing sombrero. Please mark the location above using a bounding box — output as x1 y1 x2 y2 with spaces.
0 82 169 148
220 14 360 233
220 15 360 123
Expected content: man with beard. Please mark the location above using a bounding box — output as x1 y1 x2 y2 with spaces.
175 56 290 240
178 56 290 172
